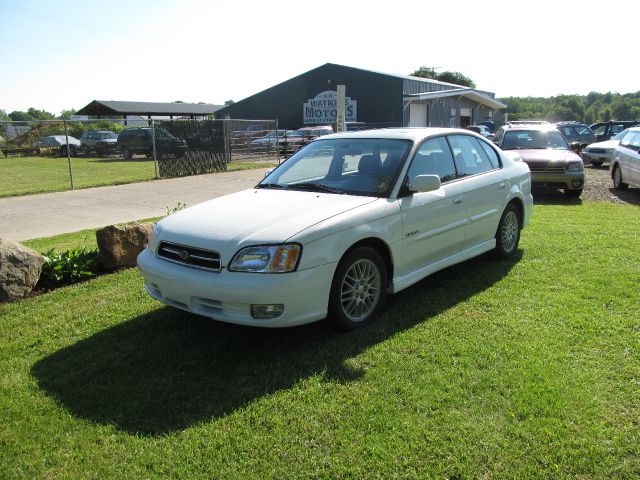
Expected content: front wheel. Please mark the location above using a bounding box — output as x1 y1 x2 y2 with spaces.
612 164 628 190
494 203 521 258
121 147 132 160
329 247 387 331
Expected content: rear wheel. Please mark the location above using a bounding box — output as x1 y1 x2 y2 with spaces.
329 247 387 331
494 203 521 258
612 164 628 190
122 147 132 160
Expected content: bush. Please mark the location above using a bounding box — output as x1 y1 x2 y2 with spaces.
41 247 102 286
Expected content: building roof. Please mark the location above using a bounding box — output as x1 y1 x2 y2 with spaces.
76 100 223 116
404 88 507 110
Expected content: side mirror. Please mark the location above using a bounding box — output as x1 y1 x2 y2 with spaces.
570 142 581 153
409 174 441 193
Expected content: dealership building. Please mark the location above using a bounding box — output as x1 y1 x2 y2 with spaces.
215 63 506 130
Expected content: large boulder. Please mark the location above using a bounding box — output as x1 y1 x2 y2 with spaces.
0 238 45 302
96 223 154 269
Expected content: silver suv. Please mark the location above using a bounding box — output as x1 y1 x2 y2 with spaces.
493 124 585 197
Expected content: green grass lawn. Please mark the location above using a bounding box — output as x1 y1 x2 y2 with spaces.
0 156 277 197
1 202 639 478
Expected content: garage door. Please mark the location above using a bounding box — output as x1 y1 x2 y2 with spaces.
409 104 427 127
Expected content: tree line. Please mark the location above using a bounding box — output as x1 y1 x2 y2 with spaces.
499 91 640 124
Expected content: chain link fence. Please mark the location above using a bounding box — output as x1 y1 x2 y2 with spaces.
0 118 280 198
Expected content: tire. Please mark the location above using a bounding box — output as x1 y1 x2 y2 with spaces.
69 145 77 157
590 161 603 167
612 164 628 191
564 188 583 198
328 247 387 331
122 147 132 160
494 203 521 258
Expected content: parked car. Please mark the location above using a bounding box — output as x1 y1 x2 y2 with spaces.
35 135 81 157
249 130 287 151
610 127 640 190
79 130 118 156
590 121 639 142
581 129 631 167
137 128 532 330
465 125 493 138
117 127 186 160
298 126 334 141
553 121 596 151
493 124 584 197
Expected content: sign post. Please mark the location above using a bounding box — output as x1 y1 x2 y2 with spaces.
336 85 346 132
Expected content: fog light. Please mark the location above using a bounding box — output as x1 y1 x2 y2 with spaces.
251 304 284 319
572 180 583 188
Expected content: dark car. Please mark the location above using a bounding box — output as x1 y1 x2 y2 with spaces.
553 122 596 151
117 127 186 160
79 130 118 156
590 121 640 142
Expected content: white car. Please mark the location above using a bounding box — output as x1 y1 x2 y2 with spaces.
611 127 640 190
138 128 533 330
582 129 631 167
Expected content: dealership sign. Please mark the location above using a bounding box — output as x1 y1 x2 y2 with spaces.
303 90 357 124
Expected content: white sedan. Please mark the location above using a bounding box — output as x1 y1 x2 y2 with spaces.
138 128 533 330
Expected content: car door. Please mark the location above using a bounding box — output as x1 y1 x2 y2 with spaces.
397 136 467 276
618 131 640 185
447 134 508 249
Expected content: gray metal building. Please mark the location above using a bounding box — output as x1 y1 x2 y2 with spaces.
215 63 506 129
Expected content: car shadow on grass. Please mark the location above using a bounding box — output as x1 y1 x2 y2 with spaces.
31 251 521 436
531 189 583 206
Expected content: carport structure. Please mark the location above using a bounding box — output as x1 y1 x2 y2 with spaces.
76 100 223 124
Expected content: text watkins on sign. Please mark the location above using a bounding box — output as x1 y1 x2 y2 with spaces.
303 90 357 125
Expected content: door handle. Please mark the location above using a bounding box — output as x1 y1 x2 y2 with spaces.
453 197 463 205
498 183 506 190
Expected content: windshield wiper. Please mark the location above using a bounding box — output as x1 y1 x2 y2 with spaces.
289 182 346 194
256 183 285 189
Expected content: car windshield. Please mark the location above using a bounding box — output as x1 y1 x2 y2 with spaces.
611 129 629 141
98 132 118 139
502 130 569 150
259 138 413 197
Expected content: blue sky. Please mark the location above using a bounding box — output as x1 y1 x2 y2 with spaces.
1 0 638 115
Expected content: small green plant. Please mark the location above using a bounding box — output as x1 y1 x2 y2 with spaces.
165 202 187 216
41 247 101 285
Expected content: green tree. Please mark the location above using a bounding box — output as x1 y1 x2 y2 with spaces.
410 66 437 79
9 110 33 121
224 99 235 106
0 109 8 121
27 108 55 120
435 71 476 88
59 109 77 120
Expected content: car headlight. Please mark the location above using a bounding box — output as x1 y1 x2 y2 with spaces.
566 162 584 173
148 223 160 253
229 244 302 273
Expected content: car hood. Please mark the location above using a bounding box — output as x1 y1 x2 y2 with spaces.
511 149 582 163
155 189 378 264
586 139 619 150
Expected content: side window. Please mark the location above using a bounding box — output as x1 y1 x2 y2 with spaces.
478 140 501 168
493 127 504 146
620 132 640 151
592 125 606 136
407 137 456 183
447 135 494 177
611 124 625 134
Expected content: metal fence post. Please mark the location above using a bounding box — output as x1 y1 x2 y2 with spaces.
223 120 230 170
151 120 159 178
63 119 74 190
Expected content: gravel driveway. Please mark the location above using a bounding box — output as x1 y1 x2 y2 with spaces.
534 165 640 206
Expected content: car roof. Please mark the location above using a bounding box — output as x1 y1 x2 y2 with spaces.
315 127 474 142
501 124 560 132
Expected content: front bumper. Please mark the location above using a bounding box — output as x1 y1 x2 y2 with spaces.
581 150 613 164
137 248 336 327
530 171 584 190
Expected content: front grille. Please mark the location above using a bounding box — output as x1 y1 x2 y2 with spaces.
588 148 606 154
157 241 221 272
527 162 566 173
